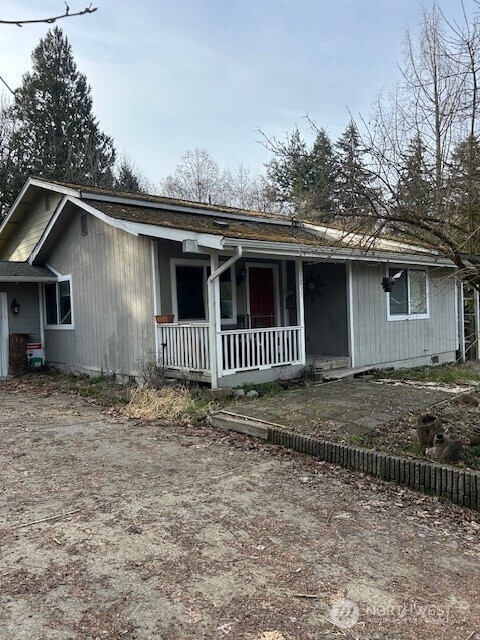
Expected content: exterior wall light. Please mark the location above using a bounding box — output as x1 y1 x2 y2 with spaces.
10 298 20 314
236 266 247 287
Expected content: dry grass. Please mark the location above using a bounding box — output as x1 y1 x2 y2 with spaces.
125 386 196 423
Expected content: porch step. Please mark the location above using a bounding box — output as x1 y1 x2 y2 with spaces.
209 410 285 440
322 365 380 381
312 357 351 372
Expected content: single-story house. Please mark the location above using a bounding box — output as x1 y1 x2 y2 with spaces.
0 176 464 387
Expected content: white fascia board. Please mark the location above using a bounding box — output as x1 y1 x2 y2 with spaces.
122 220 225 250
28 178 80 198
28 195 70 265
0 276 57 282
224 238 455 268
0 179 32 235
301 221 436 256
0 178 80 237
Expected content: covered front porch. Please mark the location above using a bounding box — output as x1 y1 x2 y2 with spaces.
152 239 351 388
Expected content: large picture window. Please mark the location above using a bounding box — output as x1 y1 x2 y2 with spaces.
388 268 428 320
45 276 73 327
172 261 235 322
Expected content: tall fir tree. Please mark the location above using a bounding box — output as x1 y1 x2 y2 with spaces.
446 135 480 254
307 127 337 214
394 135 434 236
114 157 145 193
265 127 313 211
334 120 377 230
4 27 115 208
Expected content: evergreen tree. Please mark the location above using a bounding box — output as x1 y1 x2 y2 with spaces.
265 127 313 211
114 157 144 193
0 93 17 215
396 135 433 214
446 135 480 254
334 121 377 229
5 27 115 205
307 127 337 214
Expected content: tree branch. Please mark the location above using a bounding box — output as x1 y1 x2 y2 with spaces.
0 3 97 27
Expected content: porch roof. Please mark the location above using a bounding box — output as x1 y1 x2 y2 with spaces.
0 261 56 282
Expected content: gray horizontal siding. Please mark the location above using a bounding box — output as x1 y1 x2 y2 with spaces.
44 210 155 377
352 263 457 368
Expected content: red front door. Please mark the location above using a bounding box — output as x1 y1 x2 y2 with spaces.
248 266 275 328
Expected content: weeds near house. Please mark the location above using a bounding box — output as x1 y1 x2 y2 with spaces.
125 385 212 424
8 369 131 406
241 381 284 397
383 362 480 385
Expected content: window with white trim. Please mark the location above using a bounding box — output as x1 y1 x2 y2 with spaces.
45 276 73 327
388 268 428 320
172 261 236 322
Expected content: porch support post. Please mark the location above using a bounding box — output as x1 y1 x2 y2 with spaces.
208 253 220 389
207 246 244 388
295 258 306 365
347 262 355 368
151 240 161 363
38 283 45 353
458 281 466 362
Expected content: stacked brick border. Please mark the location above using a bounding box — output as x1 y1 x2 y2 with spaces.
267 427 480 511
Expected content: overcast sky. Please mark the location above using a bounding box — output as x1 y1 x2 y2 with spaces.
0 0 475 189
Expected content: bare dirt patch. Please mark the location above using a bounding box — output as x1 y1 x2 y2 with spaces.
0 381 479 639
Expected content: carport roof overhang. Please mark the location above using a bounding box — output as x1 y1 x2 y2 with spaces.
0 262 56 282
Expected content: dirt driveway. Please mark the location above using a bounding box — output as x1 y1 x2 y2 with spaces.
1 383 479 640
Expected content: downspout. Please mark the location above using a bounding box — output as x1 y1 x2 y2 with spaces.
207 246 243 389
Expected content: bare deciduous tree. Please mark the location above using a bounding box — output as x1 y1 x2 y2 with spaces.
352 3 480 289
161 148 279 211
0 4 97 28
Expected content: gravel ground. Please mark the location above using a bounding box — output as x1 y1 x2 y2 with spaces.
1 382 480 639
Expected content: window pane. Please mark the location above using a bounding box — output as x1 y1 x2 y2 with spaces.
220 269 233 319
176 266 205 320
389 269 408 315
59 280 72 324
409 270 427 314
45 283 57 324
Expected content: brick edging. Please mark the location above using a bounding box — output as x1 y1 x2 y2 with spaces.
267 427 480 511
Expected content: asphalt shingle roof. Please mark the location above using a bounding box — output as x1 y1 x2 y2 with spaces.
0 262 55 279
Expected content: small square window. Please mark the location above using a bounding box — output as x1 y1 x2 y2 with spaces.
388 268 428 319
45 277 73 327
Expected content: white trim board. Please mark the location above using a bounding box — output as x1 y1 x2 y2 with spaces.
0 293 9 376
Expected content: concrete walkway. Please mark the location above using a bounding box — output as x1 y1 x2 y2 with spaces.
229 378 459 437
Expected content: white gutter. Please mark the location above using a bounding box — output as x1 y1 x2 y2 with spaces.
224 238 454 268
207 246 243 389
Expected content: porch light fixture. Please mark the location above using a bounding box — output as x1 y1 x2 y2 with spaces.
10 298 20 315
303 272 324 301
236 266 247 287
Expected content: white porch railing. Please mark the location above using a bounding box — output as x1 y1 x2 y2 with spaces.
220 326 303 374
157 324 303 377
158 323 210 372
